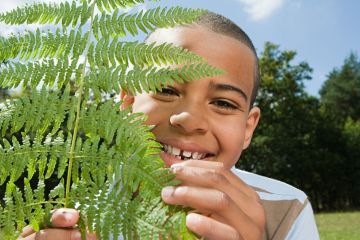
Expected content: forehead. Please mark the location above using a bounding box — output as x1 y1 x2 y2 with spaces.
146 26 255 97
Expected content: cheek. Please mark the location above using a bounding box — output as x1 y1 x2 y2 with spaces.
132 96 168 126
215 120 246 168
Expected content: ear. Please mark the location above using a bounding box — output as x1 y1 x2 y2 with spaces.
120 90 135 111
243 106 261 150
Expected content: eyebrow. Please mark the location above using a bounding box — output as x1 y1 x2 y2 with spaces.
209 82 248 102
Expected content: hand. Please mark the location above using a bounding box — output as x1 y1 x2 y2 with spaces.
161 160 265 240
18 208 96 240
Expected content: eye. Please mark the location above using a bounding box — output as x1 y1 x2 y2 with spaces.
211 99 239 110
157 87 179 96
152 86 180 101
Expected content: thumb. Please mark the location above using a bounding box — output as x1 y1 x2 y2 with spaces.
50 208 80 228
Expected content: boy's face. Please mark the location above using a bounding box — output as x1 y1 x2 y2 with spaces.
122 25 260 169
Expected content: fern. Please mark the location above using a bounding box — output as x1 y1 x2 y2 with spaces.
0 0 223 239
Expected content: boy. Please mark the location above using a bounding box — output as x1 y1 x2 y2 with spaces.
19 12 319 240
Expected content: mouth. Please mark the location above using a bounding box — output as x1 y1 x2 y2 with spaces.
161 143 215 161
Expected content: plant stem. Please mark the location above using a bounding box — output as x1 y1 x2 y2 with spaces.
25 201 65 207
65 3 95 208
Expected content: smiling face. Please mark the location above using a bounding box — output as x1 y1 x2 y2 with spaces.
121 25 260 169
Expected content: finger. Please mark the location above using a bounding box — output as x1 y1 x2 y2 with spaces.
226 170 262 201
186 213 241 240
162 185 263 239
50 208 80 228
170 165 262 219
20 225 35 237
171 165 241 194
171 161 259 200
26 229 96 240
171 159 223 170
162 185 234 213
21 232 36 240
170 165 251 208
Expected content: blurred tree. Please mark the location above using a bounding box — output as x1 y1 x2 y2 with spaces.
319 53 360 122
318 53 360 210
342 118 360 208
239 43 360 211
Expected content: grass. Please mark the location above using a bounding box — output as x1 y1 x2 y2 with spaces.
315 211 360 240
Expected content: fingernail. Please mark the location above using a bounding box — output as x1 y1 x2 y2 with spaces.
171 163 183 167
21 225 33 236
161 186 174 199
22 225 32 232
71 231 82 240
170 163 183 173
62 209 77 222
64 213 73 222
64 208 77 214
186 213 201 227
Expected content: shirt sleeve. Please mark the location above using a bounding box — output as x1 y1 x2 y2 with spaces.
284 202 320 240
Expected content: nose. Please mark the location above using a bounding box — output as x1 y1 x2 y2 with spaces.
169 111 209 134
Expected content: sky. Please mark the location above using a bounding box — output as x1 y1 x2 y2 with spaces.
1 0 359 97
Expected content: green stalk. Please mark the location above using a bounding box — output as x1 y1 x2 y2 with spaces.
25 201 65 207
65 3 95 208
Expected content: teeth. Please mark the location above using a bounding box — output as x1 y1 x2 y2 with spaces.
163 144 208 160
183 151 191 157
172 147 181 156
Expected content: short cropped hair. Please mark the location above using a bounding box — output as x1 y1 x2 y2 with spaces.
194 12 260 106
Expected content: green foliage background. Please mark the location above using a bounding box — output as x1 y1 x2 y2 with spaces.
239 43 360 212
0 0 223 239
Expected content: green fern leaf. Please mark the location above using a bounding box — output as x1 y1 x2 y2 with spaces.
0 1 91 27
0 57 82 89
94 6 207 39
96 0 146 13
87 40 204 71
0 0 220 239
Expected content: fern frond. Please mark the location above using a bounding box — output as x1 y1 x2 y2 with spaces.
85 63 224 98
95 0 146 13
0 57 83 89
0 88 75 137
134 198 196 239
0 28 89 62
0 1 92 27
0 0 217 238
87 40 204 70
1 178 59 238
2 185 18 236
93 7 207 39
0 130 69 185
60 101 178 239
